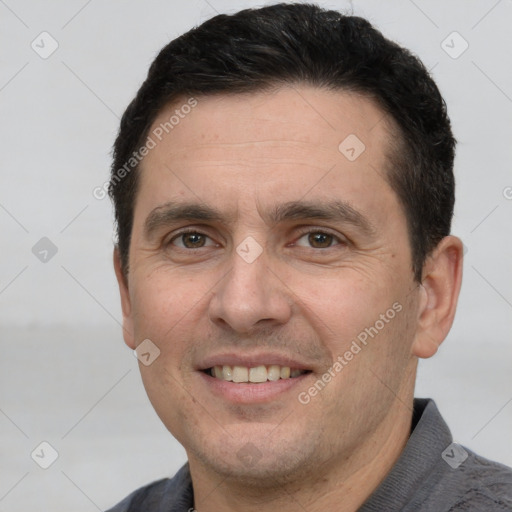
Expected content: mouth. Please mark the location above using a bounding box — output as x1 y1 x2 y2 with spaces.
196 354 315 404
203 364 311 383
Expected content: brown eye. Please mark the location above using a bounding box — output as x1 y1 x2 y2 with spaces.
308 232 333 248
182 233 206 248
170 231 214 249
295 231 341 249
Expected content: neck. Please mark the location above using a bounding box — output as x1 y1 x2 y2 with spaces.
189 392 415 512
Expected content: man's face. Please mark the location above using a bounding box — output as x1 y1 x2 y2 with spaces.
117 86 423 484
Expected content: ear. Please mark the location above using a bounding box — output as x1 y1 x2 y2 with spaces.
412 235 463 359
113 247 136 350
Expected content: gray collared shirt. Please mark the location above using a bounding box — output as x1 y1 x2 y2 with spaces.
106 398 512 511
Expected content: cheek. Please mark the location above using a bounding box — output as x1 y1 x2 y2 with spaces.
293 270 398 348
130 270 201 345
138 356 202 446
131 272 206 432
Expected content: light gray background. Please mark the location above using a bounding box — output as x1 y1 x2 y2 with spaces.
1 0 511 510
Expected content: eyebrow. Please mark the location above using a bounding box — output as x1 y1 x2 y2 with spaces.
143 199 376 240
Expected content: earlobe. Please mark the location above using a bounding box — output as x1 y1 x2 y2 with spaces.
113 248 136 350
412 236 463 359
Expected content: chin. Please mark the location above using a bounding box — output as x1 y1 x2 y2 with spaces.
188 430 323 488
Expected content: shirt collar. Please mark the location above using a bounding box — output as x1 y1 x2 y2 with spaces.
359 398 452 510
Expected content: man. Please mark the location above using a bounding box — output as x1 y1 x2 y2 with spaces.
106 3 512 511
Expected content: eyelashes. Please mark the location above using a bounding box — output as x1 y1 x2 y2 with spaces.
168 228 347 251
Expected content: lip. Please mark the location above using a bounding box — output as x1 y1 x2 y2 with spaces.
198 370 311 404
195 351 313 372
195 351 316 404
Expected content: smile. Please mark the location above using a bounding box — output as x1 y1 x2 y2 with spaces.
206 365 310 383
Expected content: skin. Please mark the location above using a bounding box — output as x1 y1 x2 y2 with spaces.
114 85 463 512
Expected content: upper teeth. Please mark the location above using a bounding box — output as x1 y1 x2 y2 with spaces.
211 365 305 383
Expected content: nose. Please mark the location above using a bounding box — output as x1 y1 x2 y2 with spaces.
207 247 293 334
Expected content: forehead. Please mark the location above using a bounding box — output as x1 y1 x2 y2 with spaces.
134 86 402 228
147 86 393 161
